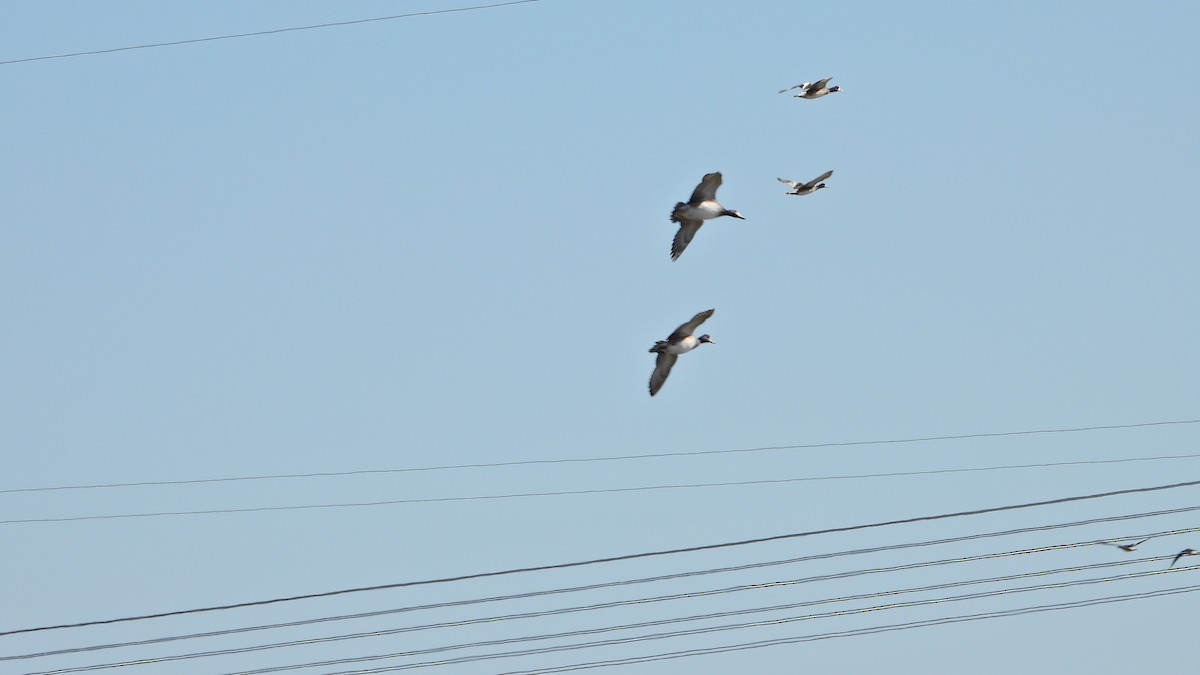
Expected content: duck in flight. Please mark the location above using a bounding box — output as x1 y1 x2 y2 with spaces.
648 309 715 396
669 173 744 261
778 170 833 196
780 77 842 99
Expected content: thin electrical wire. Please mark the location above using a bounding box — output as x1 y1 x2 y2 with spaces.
496 585 1200 674
245 567 1200 675
0 1 544 67
10 518 1198 663
3 480 1198 638
12 516 1196 663
27 554 1177 673
8 454 1200 525
6 417 1197 495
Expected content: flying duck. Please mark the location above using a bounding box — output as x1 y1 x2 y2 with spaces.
778 170 833 196
1099 538 1152 552
789 77 841 99
669 173 744 261
1170 548 1199 568
648 309 715 396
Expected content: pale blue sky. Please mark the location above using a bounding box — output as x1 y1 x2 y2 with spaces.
3 1 1200 673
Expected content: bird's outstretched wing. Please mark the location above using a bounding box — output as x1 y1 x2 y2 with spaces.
804 170 834 188
688 172 723 203
778 82 810 94
649 352 678 396
671 220 703 261
777 177 802 189
669 309 715 341
1170 549 1195 568
810 77 833 90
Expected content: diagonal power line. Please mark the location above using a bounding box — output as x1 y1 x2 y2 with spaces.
3 477 1199 638
13 552 1187 671
0 0 544 67
495 585 1200 674
5 417 1198 495
55 565 1193 675
10 516 1197 662
7 452 1200 525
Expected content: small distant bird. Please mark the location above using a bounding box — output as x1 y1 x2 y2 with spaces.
1170 548 1199 568
778 170 834 196
1099 538 1152 552
784 77 841 99
648 309 715 397
669 173 744 261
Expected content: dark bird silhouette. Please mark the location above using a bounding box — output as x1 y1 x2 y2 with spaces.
1169 548 1199 568
1099 537 1152 552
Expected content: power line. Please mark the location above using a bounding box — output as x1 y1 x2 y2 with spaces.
7 417 1197 495
23 553 1180 672
13 515 1196 663
10 516 1198 662
239 568 1200 674
0 1 544 67
7 454 1200 525
4 478 1199 638
496 585 1200 674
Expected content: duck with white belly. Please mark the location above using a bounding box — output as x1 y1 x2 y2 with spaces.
648 309 716 397
669 173 744 261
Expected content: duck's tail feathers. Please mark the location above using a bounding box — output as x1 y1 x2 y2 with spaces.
670 202 686 223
